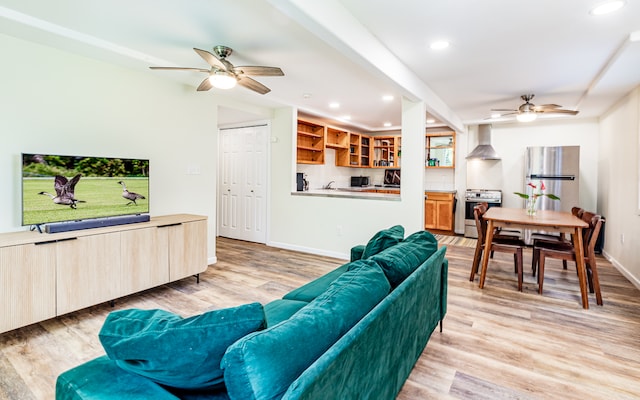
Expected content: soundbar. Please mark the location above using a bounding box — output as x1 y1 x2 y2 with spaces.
44 214 151 234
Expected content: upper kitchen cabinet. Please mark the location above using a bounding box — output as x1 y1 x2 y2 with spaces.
426 130 455 168
372 136 401 168
297 119 325 164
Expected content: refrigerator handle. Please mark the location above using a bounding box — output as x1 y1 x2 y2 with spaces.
529 174 575 180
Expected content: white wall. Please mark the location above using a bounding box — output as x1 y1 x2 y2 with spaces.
0 33 224 260
599 87 640 287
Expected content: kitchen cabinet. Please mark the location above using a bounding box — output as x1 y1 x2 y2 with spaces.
0 214 207 333
426 131 455 168
373 136 401 168
425 192 455 233
360 136 371 167
296 119 325 164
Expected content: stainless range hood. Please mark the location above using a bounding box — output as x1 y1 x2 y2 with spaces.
466 124 501 160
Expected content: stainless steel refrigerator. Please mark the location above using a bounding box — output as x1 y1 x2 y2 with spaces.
524 145 580 243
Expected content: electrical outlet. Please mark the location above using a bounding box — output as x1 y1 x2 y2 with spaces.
621 233 625 245
337 225 343 236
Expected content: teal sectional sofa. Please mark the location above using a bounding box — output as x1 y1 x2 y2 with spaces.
56 226 448 400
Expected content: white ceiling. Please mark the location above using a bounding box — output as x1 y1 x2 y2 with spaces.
1 0 639 131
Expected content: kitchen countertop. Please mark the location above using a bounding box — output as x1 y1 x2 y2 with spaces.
291 187 401 200
424 189 457 194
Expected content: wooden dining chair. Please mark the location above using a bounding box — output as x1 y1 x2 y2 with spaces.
469 203 527 291
531 206 584 271
532 211 604 305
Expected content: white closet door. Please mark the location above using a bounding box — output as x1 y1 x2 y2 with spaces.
218 124 268 243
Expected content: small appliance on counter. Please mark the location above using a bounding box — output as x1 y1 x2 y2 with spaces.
350 176 370 187
296 173 309 191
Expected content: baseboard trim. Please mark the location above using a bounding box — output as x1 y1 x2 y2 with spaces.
603 250 640 291
267 240 349 261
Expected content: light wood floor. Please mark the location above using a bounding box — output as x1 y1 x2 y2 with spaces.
1 236 639 399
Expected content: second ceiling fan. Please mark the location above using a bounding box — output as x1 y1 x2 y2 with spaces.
150 45 284 95
492 94 579 122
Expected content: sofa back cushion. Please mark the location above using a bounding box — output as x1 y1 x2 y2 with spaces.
360 225 405 259
221 259 390 400
98 303 264 390
367 230 438 288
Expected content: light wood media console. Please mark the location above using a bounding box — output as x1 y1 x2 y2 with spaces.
0 214 208 334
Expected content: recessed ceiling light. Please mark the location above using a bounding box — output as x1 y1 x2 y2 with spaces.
302 92 312 99
382 95 394 102
426 118 436 124
383 122 392 127
590 0 626 15
341 115 351 120
491 113 502 119
429 40 450 50
329 102 340 109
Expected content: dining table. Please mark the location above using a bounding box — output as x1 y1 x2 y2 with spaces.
478 207 591 309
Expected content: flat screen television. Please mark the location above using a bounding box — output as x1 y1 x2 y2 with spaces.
22 153 150 227
383 168 401 187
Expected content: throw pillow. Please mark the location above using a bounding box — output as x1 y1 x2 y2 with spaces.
369 230 438 287
99 302 265 390
361 225 404 259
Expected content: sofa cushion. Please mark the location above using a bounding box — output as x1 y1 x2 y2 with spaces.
98 303 265 390
221 259 390 400
263 299 309 327
368 230 438 287
282 263 349 302
360 225 405 259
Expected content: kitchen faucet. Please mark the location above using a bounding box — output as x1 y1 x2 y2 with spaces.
323 181 335 189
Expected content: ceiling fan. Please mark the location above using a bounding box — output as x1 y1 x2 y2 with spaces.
150 45 284 95
491 94 579 122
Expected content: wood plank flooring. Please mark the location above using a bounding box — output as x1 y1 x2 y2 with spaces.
1 236 639 399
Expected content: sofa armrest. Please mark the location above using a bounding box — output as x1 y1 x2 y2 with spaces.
350 245 365 262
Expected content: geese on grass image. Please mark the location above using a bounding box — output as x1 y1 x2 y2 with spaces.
39 174 85 209
118 181 146 205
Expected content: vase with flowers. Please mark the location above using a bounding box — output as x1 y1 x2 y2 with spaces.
514 180 560 216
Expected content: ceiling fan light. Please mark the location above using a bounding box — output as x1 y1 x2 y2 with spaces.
209 71 237 89
590 0 626 15
516 112 537 123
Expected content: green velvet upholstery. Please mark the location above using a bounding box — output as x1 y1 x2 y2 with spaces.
360 224 405 259
349 244 365 262
368 229 438 287
282 246 448 400
263 299 309 327
282 264 349 302
221 259 390 400
98 303 265 390
56 356 231 400
55 356 181 400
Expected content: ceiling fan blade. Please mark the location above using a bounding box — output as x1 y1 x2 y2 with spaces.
149 66 210 73
235 66 284 76
491 108 518 112
196 77 213 92
534 104 562 111
540 109 579 115
193 48 227 71
237 76 270 94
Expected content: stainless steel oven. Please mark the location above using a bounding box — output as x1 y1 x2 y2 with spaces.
464 189 502 238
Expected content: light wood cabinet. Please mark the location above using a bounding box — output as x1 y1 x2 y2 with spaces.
426 131 455 168
296 120 325 164
360 136 371 167
425 192 455 232
165 220 208 282
373 136 400 168
0 214 207 333
56 233 122 314
0 243 56 333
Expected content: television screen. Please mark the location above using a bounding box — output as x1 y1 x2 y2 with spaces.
384 168 401 186
22 153 149 226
